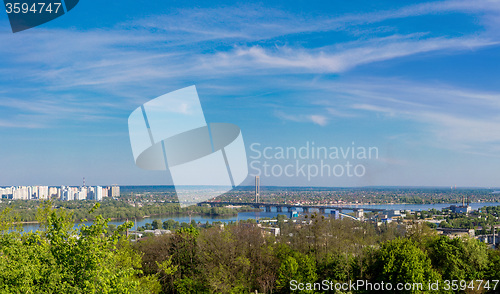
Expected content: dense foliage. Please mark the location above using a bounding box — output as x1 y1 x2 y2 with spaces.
418 206 500 231
0 199 253 222
217 187 500 205
135 214 500 293
0 202 159 293
1 203 499 293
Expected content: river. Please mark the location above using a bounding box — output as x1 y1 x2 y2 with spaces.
16 202 500 232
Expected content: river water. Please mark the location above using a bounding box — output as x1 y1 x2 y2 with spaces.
16 202 500 232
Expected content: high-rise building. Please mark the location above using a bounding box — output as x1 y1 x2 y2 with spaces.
49 187 58 198
28 186 33 199
13 186 29 200
61 187 77 201
87 186 95 200
0 187 13 199
255 176 260 203
3 184 115 201
60 186 66 200
38 186 49 200
96 186 103 201
61 188 68 201
102 187 109 198
111 186 120 197
77 187 87 200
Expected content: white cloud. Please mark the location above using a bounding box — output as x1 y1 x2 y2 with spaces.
0 1 497 88
309 115 329 126
2 0 500 130
212 36 498 74
275 111 329 126
0 119 45 129
351 103 397 116
326 108 357 118
317 79 500 155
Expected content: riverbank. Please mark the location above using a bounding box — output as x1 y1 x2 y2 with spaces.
13 202 500 233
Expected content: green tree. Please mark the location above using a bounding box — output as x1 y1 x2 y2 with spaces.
485 249 500 292
171 226 200 276
426 235 489 281
369 238 441 294
163 219 178 230
276 252 317 294
152 219 161 230
317 253 354 283
0 201 160 293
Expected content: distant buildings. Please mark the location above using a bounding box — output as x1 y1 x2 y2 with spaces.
0 185 120 201
449 194 472 214
381 217 393 224
330 210 340 220
96 186 103 201
437 227 475 238
381 209 404 218
102 187 109 198
13 186 29 200
61 186 76 201
355 209 365 220
260 226 280 236
476 227 499 247
111 186 120 197
449 205 471 214
48 187 58 198
5 186 49 200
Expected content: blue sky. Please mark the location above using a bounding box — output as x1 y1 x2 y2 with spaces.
1 0 500 187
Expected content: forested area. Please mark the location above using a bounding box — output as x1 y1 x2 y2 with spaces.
217 187 500 205
135 215 500 293
0 203 499 293
0 202 161 293
439 206 500 231
0 199 250 222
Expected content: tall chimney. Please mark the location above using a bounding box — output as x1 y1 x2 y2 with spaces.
255 176 260 203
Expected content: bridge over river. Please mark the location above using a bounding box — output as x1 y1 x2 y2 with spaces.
198 201 385 214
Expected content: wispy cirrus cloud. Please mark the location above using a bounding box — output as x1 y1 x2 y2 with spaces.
212 36 497 73
1 0 497 88
367 106 500 156
275 111 329 126
309 115 329 126
128 0 500 43
3 0 500 186
309 78 500 155
1 0 500 131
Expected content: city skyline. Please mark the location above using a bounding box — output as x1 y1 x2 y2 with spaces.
0 184 119 201
1 0 500 187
